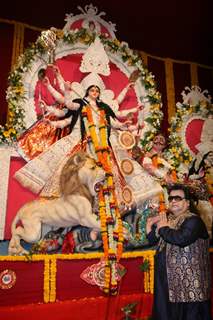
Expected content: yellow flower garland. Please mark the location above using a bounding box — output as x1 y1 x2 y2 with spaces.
82 103 123 294
43 256 51 303
49 257 57 302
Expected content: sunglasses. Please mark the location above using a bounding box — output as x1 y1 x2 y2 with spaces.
168 195 185 202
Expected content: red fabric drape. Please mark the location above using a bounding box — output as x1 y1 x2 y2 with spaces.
0 254 212 317
147 57 168 134
0 261 44 306
173 62 191 103
0 293 153 320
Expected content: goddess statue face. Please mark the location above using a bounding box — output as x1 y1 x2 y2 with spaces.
86 85 100 100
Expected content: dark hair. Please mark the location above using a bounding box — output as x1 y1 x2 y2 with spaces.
168 184 190 199
84 85 101 98
188 151 213 177
38 68 46 80
167 183 199 213
200 151 213 167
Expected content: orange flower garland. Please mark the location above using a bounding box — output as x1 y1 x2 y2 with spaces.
82 103 123 294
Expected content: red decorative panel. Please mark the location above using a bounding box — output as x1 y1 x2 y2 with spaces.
0 260 44 306
56 258 144 301
56 259 103 301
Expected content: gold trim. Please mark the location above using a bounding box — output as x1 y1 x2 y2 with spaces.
0 18 43 32
19 23 25 56
11 23 25 68
140 51 148 66
165 58 176 120
11 23 17 68
190 63 199 86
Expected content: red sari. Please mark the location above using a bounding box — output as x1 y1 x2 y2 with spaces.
17 112 71 161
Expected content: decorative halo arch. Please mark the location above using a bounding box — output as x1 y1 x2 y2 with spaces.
165 85 213 171
2 4 163 148
181 115 206 156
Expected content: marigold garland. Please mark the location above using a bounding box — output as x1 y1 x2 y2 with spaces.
43 256 51 303
49 257 57 302
149 254 155 294
82 103 123 294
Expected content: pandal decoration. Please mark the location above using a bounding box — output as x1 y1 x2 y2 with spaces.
3 27 163 146
0 269 16 289
39 29 57 64
165 86 213 169
82 103 124 294
120 159 134 175
80 260 125 289
118 131 136 150
1 4 164 296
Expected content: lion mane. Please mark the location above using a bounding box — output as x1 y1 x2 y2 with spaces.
60 152 92 202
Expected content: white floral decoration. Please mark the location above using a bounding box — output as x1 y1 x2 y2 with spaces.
165 86 213 170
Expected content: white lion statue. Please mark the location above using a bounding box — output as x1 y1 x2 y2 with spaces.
8 152 105 255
